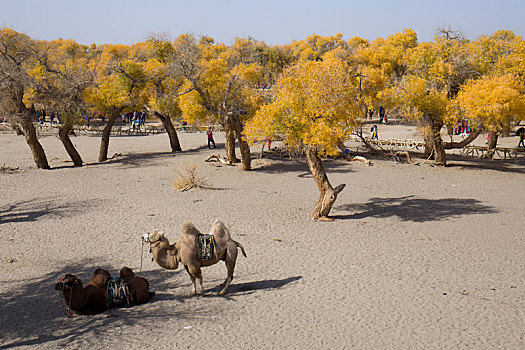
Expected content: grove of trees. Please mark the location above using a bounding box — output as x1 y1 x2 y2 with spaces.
1 27 524 220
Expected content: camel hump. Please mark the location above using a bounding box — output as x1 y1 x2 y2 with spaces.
182 222 201 237
209 219 230 240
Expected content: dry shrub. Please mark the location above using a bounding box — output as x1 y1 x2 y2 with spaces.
173 163 207 191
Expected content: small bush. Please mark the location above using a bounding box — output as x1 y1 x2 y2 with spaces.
173 163 207 191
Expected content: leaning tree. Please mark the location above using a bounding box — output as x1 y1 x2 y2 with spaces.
245 56 363 221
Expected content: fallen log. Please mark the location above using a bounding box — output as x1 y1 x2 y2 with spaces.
395 151 418 165
205 154 234 166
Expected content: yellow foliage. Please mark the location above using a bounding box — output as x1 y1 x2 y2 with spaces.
455 74 525 131
383 75 449 120
245 58 362 156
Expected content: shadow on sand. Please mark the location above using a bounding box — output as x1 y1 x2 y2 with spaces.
0 259 301 349
332 195 497 222
0 260 192 349
0 198 102 225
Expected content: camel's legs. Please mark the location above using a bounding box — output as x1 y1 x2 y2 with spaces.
184 266 198 295
186 265 204 296
218 249 237 295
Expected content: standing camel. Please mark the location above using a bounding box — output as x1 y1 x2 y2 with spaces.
144 220 246 296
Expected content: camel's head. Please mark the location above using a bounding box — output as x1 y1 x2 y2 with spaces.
120 266 135 280
55 273 81 291
143 229 165 244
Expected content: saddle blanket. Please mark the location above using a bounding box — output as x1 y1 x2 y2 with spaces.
198 234 215 260
106 277 131 307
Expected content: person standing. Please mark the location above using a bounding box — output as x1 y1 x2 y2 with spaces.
207 127 216 149
518 128 525 148
379 105 385 123
371 124 378 140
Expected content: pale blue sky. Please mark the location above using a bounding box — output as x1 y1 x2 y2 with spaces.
1 0 524 45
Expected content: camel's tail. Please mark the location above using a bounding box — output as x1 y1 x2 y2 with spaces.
234 240 247 258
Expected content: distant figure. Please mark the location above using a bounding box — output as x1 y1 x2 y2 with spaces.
368 109 373 120
132 116 140 131
207 127 216 149
370 124 378 140
379 105 385 123
518 128 525 148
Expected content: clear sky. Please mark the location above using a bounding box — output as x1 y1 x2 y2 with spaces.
1 0 524 45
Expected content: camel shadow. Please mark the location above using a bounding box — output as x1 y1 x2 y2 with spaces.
332 196 498 222
203 276 303 298
0 260 201 349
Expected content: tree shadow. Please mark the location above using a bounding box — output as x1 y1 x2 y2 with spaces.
445 156 525 174
0 198 102 224
102 151 176 168
0 260 206 349
332 196 498 222
256 157 352 176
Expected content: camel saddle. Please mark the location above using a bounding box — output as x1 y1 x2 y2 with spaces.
198 234 215 260
106 277 131 307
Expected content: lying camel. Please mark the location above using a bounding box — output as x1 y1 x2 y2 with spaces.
55 268 111 315
144 219 247 296
119 266 155 304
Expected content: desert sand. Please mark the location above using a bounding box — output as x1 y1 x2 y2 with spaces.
0 125 524 349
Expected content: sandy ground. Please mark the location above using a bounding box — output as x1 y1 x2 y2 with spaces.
0 125 524 349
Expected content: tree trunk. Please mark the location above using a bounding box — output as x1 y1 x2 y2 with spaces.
304 146 345 221
17 114 50 169
58 124 83 166
154 111 182 152
98 112 118 162
224 123 238 163
423 133 433 159
431 123 447 166
486 130 498 159
487 131 498 150
235 129 252 171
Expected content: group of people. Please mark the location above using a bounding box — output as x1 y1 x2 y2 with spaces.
454 120 472 136
368 106 388 124
33 109 60 125
121 111 146 130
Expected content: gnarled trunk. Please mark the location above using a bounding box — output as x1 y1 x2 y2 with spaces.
98 112 118 162
423 133 433 159
304 146 345 221
228 115 251 171
17 113 50 169
431 123 446 166
154 111 182 152
235 129 251 171
487 130 498 150
486 130 498 159
224 123 238 163
58 124 83 166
